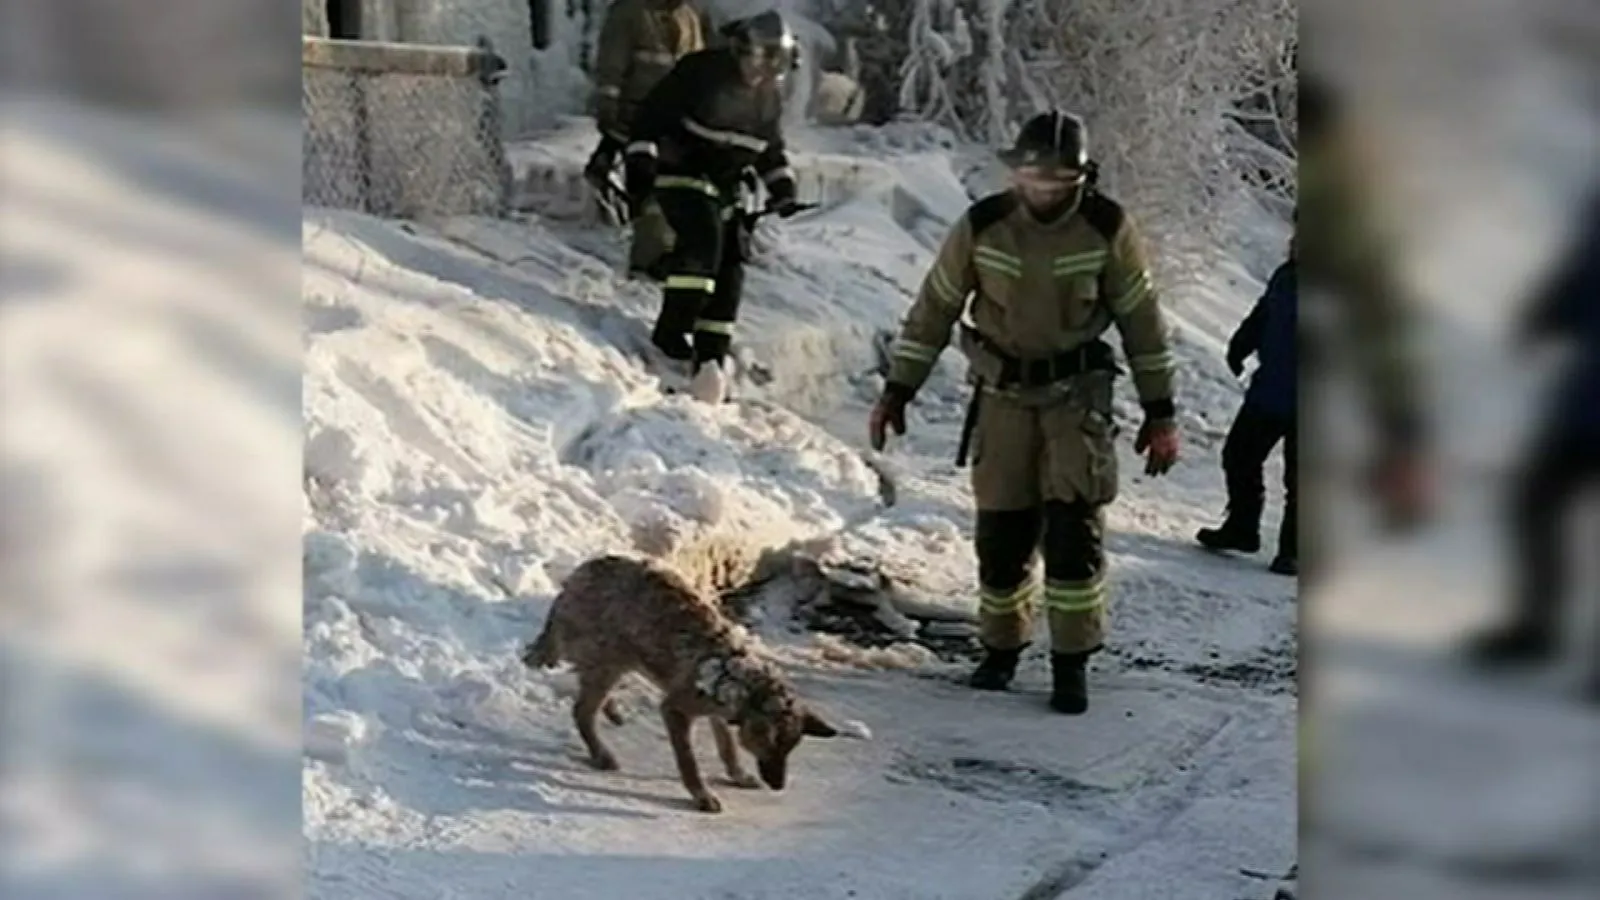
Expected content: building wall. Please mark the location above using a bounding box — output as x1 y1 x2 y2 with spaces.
304 0 882 137
303 0 327 35
303 0 577 138
393 0 556 136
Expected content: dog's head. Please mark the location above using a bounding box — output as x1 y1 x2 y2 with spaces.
733 698 837 790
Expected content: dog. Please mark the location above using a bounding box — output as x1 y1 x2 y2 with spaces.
522 551 839 813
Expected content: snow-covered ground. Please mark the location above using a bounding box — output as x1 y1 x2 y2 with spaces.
303 121 1299 899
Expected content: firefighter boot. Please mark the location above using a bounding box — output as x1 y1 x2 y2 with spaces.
1049 651 1091 714
968 645 1024 691
689 359 729 404
650 293 698 362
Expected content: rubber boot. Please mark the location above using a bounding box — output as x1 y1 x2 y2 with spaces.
1463 619 1558 667
968 645 1023 691
1049 651 1090 714
1196 511 1261 554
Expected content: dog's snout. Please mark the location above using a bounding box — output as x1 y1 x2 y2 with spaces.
759 759 787 790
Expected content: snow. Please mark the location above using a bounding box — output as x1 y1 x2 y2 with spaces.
303 122 1297 899
2 98 303 896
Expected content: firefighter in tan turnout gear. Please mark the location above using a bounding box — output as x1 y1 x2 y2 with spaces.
585 0 710 278
868 112 1181 714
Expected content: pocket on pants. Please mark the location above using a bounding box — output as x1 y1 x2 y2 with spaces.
1078 407 1120 505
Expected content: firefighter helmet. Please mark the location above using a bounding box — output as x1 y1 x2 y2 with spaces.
1000 110 1090 171
721 10 800 75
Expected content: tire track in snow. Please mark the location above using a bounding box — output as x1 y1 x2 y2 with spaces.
1008 710 1252 899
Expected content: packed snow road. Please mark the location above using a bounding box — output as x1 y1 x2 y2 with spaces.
302 133 1297 899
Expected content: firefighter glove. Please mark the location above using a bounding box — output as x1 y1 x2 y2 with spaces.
1134 418 1180 476
869 383 912 451
623 151 656 211
1369 446 1435 532
766 171 798 209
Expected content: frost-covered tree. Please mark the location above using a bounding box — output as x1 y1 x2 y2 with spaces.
1027 0 1298 275
892 0 1296 276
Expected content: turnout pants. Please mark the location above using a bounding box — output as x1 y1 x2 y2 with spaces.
968 374 1120 655
651 180 746 369
1221 402 1297 553
629 199 675 273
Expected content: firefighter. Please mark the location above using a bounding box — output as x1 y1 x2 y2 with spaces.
1297 71 1434 584
1197 234 1298 575
622 10 804 404
585 0 710 279
868 111 1182 714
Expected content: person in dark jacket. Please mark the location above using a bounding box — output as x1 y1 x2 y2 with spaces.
1463 186 1600 694
1197 236 1298 574
622 9 803 404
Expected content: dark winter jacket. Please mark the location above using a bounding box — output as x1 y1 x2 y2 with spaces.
1524 189 1600 435
1230 259 1297 418
622 47 797 206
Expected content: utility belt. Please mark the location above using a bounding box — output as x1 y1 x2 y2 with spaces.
958 324 1119 389
953 324 1119 466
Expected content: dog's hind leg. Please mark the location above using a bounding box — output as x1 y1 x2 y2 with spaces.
662 703 721 813
709 717 759 789
574 668 624 771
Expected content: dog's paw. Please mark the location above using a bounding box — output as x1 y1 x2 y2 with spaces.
692 791 724 813
725 772 761 790
588 751 621 771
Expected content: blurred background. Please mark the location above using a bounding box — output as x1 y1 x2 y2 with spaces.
0 1 303 897
0 0 1595 897
1301 0 1600 897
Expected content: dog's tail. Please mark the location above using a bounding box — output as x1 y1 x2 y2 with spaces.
520 617 561 669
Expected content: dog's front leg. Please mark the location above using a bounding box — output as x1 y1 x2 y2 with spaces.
661 702 721 813
709 717 759 789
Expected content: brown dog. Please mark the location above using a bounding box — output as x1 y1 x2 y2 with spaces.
522 553 838 812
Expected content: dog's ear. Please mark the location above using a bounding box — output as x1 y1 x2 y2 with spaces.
800 707 838 738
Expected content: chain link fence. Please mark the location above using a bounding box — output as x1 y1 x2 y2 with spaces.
302 36 513 220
